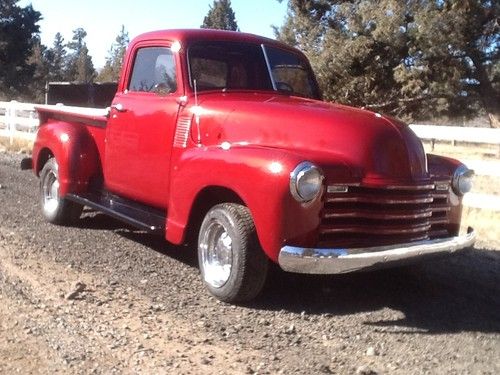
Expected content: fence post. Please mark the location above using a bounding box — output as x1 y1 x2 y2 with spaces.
7 101 15 146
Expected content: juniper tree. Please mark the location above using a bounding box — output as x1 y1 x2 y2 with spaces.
65 28 96 83
0 0 41 100
46 33 67 82
202 0 239 31
97 25 129 82
276 0 499 126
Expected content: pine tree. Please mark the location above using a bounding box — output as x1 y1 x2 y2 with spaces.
65 28 96 83
276 0 499 126
97 25 129 82
46 32 67 82
0 0 42 100
27 37 49 103
201 0 239 31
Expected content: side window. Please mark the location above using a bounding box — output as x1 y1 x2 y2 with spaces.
128 47 177 93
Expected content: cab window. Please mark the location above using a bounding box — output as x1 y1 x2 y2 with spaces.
128 47 177 93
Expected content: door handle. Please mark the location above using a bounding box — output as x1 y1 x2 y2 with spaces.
111 103 127 112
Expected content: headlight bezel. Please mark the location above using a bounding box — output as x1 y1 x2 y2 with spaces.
452 164 474 196
290 161 324 203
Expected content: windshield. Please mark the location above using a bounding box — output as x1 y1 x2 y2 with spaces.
187 41 320 99
264 46 320 99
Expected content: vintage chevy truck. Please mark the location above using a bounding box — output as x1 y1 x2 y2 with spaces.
22 29 476 302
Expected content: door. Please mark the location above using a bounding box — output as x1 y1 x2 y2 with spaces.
105 44 180 208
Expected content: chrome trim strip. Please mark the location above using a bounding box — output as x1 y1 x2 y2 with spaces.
327 196 434 204
327 185 349 193
319 223 432 235
278 228 475 274
430 205 451 212
384 184 435 190
323 209 433 220
435 183 449 191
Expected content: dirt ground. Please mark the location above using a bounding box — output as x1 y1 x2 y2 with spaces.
0 149 499 374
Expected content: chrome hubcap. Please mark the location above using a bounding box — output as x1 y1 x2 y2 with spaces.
43 170 59 215
199 220 233 288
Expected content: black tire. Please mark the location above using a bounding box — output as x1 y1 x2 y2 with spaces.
198 203 269 303
39 158 82 225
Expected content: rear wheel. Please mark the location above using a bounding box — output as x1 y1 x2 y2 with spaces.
40 158 82 225
198 203 268 303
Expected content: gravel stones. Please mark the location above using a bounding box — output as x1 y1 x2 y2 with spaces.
64 281 86 300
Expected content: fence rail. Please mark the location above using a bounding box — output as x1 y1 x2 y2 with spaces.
409 124 500 149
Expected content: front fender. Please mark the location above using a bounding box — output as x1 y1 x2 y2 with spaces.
427 153 465 235
33 121 101 196
166 145 324 261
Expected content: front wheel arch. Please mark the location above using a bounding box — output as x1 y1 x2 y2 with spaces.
185 186 245 246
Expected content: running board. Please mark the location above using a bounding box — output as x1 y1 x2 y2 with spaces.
66 192 166 233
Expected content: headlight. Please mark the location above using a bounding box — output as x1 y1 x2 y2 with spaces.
452 165 474 195
290 162 324 202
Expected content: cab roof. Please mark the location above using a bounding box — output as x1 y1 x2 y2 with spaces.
131 28 291 51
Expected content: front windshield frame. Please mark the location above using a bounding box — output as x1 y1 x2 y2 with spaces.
186 40 321 100
261 44 321 100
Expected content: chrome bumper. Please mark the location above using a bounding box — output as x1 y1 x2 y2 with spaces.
278 228 476 274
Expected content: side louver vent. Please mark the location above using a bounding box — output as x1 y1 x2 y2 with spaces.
173 115 192 148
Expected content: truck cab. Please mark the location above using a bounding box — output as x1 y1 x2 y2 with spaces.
24 29 475 302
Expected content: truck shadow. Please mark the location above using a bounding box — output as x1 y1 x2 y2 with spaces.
75 213 500 334
77 212 199 267
257 248 500 334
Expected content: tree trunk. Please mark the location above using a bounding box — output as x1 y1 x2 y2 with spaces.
469 51 500 128
488 112 500 129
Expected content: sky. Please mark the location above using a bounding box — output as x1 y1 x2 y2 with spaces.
19 0 289 69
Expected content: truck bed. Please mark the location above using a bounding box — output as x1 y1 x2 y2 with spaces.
36 104 109 126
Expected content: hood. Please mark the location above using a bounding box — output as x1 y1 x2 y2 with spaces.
192 92 428 184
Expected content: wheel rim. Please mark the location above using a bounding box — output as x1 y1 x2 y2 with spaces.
199 219 233 288
43 169 60 215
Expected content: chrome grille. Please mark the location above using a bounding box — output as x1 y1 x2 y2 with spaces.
319 183 451 248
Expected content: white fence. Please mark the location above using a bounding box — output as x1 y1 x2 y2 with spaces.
410 124 500 146
0 101 38 143
1 100 499 210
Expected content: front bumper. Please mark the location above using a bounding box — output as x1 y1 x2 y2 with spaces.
278 227 476 274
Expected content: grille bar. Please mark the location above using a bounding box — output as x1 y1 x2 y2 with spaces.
320 222 432 235
327 194 434 204
323 207 433 220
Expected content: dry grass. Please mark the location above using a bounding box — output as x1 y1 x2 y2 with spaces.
461 207 500 248
426 141 500 246
472 175 500 196
422 141 500 160
0 137 33 154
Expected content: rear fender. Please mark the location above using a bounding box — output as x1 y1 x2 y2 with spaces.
33 121 101 196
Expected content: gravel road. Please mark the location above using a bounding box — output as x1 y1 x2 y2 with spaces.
0 150 499 374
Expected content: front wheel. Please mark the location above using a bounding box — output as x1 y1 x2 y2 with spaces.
198 203 268 303
39 158 82 225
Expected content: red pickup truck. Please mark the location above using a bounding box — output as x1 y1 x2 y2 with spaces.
22 29 476 302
